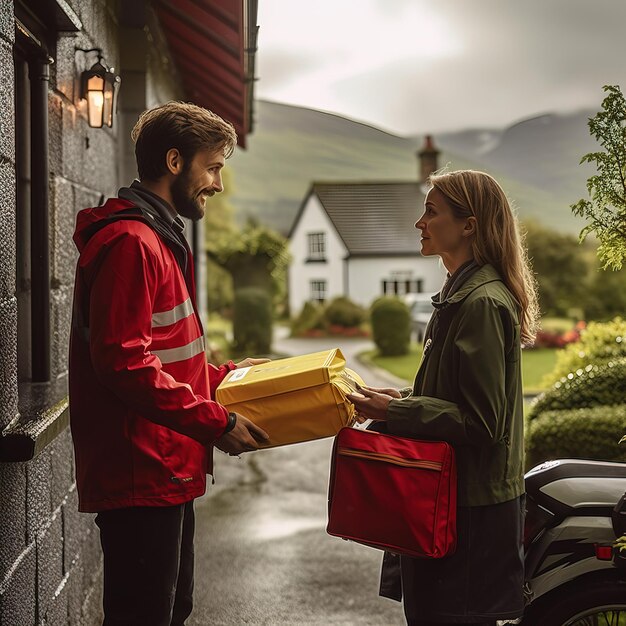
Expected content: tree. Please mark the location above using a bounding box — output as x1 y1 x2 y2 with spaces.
572 85 626 270
523 220 590 317
204 168 237 313
207 217 290 299
585 265 626 321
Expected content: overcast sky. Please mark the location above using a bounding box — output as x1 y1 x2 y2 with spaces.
255 0 626 135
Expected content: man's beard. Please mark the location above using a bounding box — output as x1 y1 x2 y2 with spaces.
171 167 208 221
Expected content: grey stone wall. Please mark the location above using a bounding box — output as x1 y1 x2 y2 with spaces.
0 1 184 623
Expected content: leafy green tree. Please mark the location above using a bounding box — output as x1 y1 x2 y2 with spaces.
204 168 237 313
572 85 626 270
523 220 589 317
586 265 626 320
207 217 290 306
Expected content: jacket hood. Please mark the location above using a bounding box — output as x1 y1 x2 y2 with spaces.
73 198 138 252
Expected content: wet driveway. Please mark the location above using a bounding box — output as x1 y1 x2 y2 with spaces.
190 334 407 625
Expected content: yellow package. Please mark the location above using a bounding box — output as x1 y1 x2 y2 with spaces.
215 349 365 448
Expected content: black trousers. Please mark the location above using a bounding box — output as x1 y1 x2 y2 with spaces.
95 501 195 626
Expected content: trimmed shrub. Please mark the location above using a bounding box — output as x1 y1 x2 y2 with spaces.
232 287 272 356
528 358 626 421
543 317 626 386
324 296 366 328
290 301 325 337
525 404 626 470
370 297 410 356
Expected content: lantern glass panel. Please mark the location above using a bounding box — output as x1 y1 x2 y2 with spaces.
87 90 104 127
103 81 114 127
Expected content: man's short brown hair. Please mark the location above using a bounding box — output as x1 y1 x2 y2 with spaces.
131 101 238 180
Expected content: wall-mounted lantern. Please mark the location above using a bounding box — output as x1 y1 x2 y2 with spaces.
76 48 121 128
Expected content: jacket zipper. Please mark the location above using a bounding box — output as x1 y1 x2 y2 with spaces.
338 447 442 471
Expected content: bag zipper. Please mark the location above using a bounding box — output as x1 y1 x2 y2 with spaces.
338 447 442 471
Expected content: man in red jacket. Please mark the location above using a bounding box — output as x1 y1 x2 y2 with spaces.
69 101 269 626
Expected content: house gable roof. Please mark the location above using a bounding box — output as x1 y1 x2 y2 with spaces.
291 181 425 256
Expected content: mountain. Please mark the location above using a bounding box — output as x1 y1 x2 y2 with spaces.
227 100 598 236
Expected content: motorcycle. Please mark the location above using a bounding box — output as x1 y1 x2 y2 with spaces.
520 458 626 625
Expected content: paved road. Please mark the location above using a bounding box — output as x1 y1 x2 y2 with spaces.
190 332 408 625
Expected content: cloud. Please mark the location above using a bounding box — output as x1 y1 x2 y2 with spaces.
255 0 626 133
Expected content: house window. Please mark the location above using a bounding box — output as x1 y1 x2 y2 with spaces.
310 280 327 304
14 15 54 383
307 232 326 261
382 279 423 296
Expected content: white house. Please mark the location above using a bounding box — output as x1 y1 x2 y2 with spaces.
288 137 447 315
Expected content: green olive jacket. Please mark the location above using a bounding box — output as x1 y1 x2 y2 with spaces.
386 264 525 506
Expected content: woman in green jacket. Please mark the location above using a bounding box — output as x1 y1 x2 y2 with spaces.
348 170 539 626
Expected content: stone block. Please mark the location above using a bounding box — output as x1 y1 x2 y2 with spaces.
80 570 103 626
61 98 84 184
81 523 102 588
49 93 64 178
67 555 85 625
0 161 16 302
81 125 119 196
0 542 36 626
50 176 77 288
74 182 104 215
55 34 81 105
44 572 70 626
71 0 96 41
49 427 74 511
36 510 64 621
0 40 14 163
0 0 13 45
50 287 73 381
0 297 18 429
63 489 84 574
26 450 52 542
0 462 26 582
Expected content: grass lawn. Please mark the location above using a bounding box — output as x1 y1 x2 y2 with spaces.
364 344 558 395
521 348 559 395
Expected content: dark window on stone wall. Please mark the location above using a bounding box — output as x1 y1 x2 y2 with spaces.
13 10 54 383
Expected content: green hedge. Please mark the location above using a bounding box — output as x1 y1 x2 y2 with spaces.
528 358 626 420
290 301 325 336
232 287 272 356
370 297 410 356
324 296 366 328
525 404 626 470
543 316 626 386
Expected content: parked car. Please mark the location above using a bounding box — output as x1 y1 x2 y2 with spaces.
404 293 436 343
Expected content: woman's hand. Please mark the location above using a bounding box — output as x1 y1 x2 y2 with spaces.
362 386 402 399
347 387 394 422
235 357 271 368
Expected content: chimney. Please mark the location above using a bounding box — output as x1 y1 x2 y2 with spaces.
417 135 439 184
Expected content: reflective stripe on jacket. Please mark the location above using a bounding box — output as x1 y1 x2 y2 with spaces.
69 198 233 513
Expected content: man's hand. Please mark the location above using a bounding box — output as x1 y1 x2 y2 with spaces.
235 357 271 369
347 387 394 423
215 413 269 456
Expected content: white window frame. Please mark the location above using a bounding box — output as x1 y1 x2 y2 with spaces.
310 279 327 304
307 232 326 260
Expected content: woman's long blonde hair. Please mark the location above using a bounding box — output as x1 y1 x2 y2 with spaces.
429 170 539 345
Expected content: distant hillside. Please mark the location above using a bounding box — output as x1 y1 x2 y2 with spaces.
227 100 597 235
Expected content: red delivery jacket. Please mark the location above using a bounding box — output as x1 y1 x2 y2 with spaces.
69 198 234 512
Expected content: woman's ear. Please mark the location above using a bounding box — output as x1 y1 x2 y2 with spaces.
165 148 184 175
463 216 477 238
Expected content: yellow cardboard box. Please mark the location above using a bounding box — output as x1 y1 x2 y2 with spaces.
215 349 365 448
